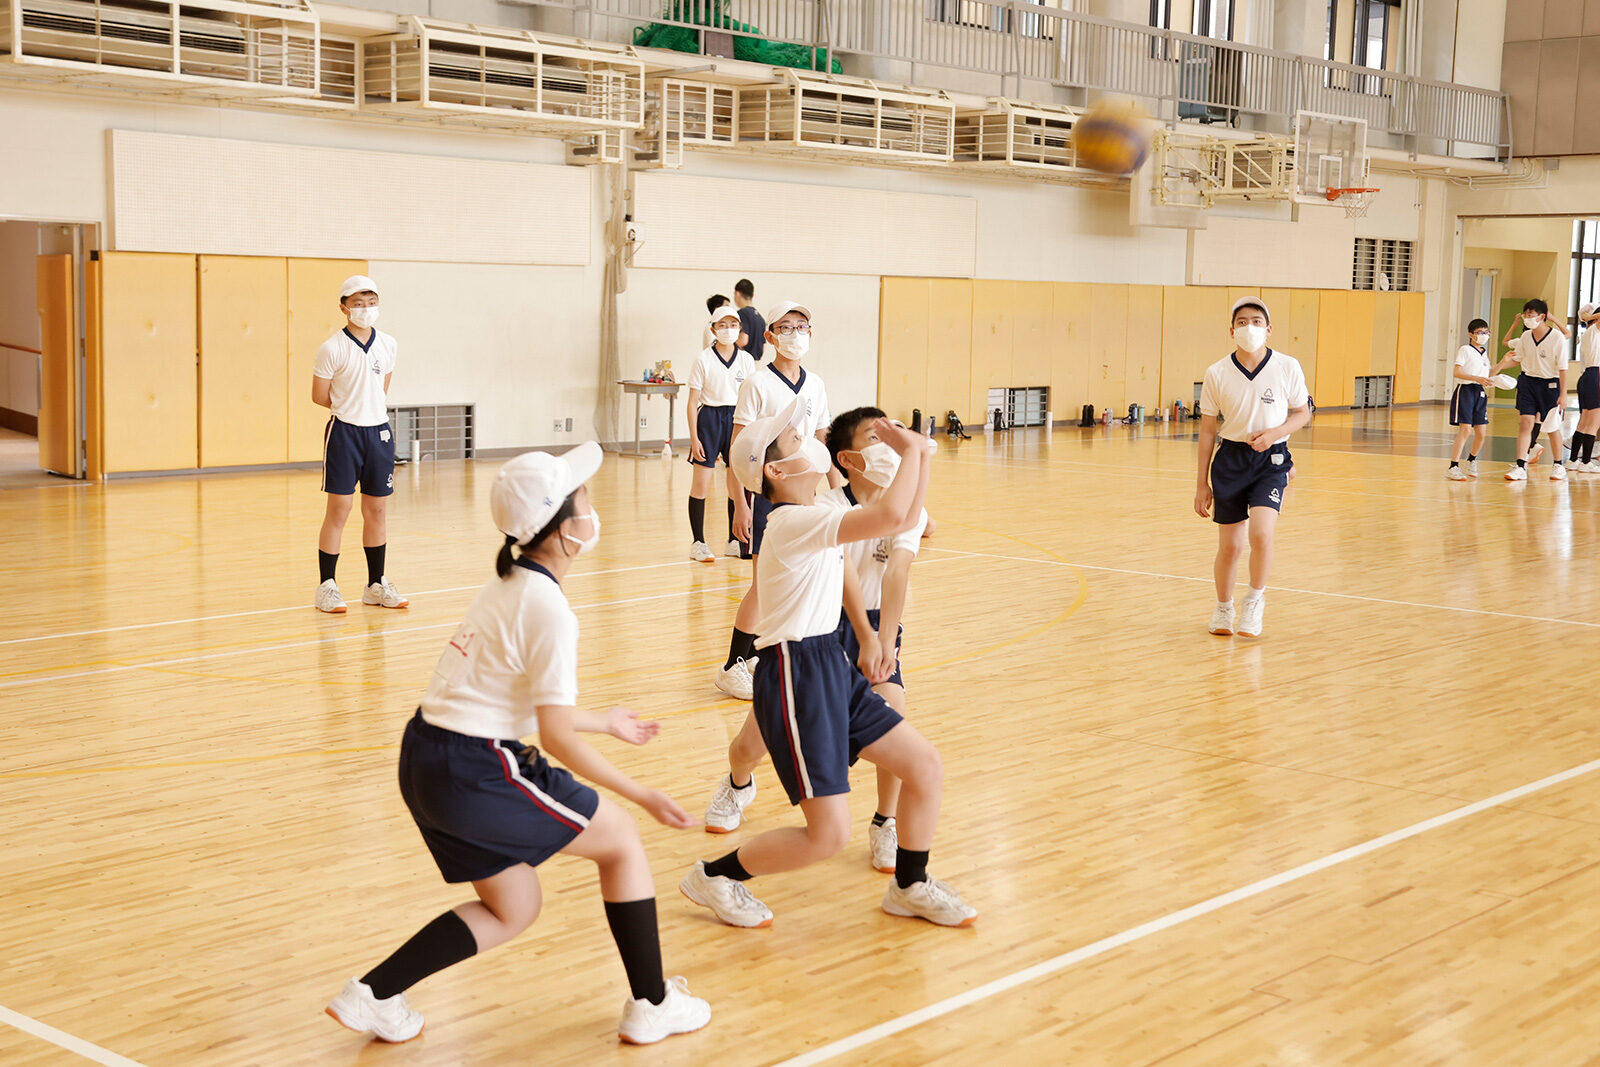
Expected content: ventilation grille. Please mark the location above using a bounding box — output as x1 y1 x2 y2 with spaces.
737 76 955 162
985 386 1050 428
1353 237 1414 292
389 404 474 461
1353 375 1393 408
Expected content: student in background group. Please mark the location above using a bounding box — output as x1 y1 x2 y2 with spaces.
1571 304 1600 473
1502 298 1571 482
734 279 765 363
686 306 756 563
1447 318 1513 481
702 294 729 349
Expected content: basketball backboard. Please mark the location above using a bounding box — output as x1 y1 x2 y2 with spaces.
1292 111 1367 204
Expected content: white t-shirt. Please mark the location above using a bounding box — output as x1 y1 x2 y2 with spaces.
822 486 927 611
687 345 757 408
754 503 848 649
1198 349 1310 443
313 327 397 427
1513 327 1567 379
1580 327 1600 371
1455 344 1490 382
420 562 578 740
734 362 832 436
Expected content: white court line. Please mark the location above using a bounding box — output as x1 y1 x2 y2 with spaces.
0 1003 148 1067
772 753 1600 1067
0 560 695 648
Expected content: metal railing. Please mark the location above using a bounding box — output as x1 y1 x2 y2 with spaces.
530 0 1509 157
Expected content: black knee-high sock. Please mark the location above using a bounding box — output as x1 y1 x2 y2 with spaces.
727 498 737 543
1584 433 1596 464
688 496 706 543
723 628 756 670
703 850 752 881
361 910 477 1000
364 544 386 587
604 898 666 1005
894 847 929 889
319 550 338 584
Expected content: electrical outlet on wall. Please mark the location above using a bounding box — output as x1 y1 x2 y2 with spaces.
553 419 563 432
639 416 648 428
565 418 573 432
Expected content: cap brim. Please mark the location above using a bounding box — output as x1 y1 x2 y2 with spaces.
1542 409 1565 433
732 397 806 493
557 441 603 497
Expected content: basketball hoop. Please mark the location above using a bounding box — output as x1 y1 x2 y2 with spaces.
1327 187 1379 218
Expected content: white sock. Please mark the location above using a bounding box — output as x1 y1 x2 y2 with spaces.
1245 587 1265 602
1217 599 1234 609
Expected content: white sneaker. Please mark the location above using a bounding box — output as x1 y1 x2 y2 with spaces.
315 579 347 614
1585 461 1600 473
882 876 977 928
325 978 424 1043
1551 463 1567 481
1236 594 1265 638
724 539 743 558
1529 443 1546 464
868 817 898 873
362 577 409 608
1466 459 1479 477
617 975 712 1045
1505 465 1528 481
1208 602 1235 636
690 540 715 564
704 775 756 834
1447 465 1468 481
714 658 755 701
679 861 773 928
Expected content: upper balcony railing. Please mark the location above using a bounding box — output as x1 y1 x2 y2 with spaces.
545 0 1510 159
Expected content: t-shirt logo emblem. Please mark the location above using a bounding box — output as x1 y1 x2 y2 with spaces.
1262 388 1276 404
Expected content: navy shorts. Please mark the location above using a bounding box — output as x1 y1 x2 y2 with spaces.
836 608 905 689
1450 383 1488 426
1580 367 1600 412
750 492 775 555
751 632 904 806
690 405 734 469
398 711 599 884
323 417 395 497
1516 374 1561 420
1209 439 1290 526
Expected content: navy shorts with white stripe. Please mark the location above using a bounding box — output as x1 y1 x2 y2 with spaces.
751 632 903 806
398 710 598 883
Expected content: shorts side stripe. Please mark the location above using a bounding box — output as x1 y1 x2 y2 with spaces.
320 417 335 494
491 741 590 832
778 643 813 799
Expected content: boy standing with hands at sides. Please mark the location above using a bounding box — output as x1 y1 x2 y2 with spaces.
1448 318 1515 480
715 301 833 701
681 399 975 928
1502 298 1571 482
686 305 755 563
1195 298 1311 639
1570 304 1600 472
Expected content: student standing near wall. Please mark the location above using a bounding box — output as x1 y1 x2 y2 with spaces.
687 306 755 562
1571 304 1600 472
312 275 407 614
734 280 765 363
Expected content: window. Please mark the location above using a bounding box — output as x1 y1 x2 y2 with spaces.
1352 0 1396 70
1570 219 1600 358
1193 0 1233 40
1353 238 1414 292
927 0 1061 38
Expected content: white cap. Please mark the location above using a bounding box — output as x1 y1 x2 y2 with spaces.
490 442 603 545
709 304 740 325
732 396 807 494
1230 296 1270 323
764 300 813 328
1581 303 1598 322
340 274 380 299
1489 373 1516 390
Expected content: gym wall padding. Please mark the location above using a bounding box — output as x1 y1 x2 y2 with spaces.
199 256 289 468
878 279 1429 424
99 252 198 473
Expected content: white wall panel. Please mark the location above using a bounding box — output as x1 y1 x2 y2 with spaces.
1189 205 1356 288
632 171 976 277
111 130 590 265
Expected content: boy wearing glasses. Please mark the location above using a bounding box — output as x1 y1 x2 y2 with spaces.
714 302 832 704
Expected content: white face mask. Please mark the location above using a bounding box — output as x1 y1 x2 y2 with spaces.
773 436 831 478
349 306 380 329
714 326 739 344
849 441 902 488
1524 316 1541 330
1472 332 1489 346
775 332 810 360
562 509 601 556
1232 324 1268 353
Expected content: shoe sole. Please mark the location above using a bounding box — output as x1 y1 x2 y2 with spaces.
704 822 739 834
317 605 347 614
1208 627 1233 636
678 883 773 928
872 860 896 873
325 1006 424 1044
882 903 977 928
1235 629 1261 638
363 601 409 608
619 1012 713 1045
713 683 753 701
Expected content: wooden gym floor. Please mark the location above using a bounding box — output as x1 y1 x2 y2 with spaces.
5 403 1600 1066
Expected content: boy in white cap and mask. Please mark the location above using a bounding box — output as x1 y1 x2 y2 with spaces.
680 398 976 929
715 300 834 700
1194 297 1311 639
312 275 406 613
686 305 755 563
1571 304 1600 472
325 443 711 1047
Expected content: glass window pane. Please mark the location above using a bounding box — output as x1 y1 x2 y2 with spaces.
1586 221 1598 254
1583 259 1594 302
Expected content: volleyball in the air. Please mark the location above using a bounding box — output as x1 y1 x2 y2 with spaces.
1073 97 1154 176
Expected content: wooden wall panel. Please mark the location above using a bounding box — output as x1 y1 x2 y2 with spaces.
1273 288 1321 392
199 256 288 468
1395 291 1426 404
1370 291 1401 376
288 258 367 462
1012 281 1055 389
1160 285 1233 409
1089 284 1130 412
1124 285 1163 409
1344 291 1378 396
925 279 973 424
86 257 104 482
1050 283 1093 419
36 254 76 476
1315 290 1350 407
969 280 1016 425
100 252 197 472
